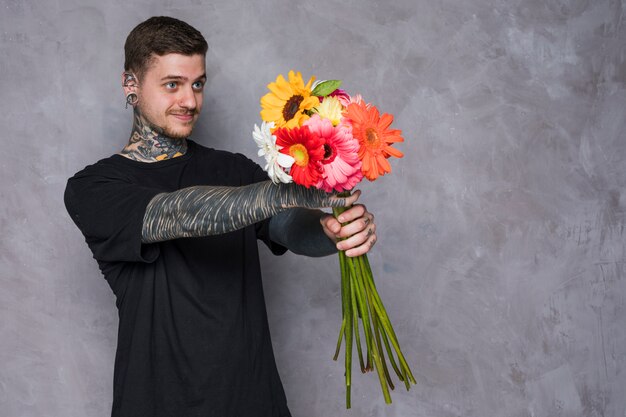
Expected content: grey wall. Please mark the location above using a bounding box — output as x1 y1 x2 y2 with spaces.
1 0 625 416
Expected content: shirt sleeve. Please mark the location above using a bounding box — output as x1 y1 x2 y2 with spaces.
64 168 163 263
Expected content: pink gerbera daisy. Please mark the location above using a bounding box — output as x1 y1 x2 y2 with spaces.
303 114 363 192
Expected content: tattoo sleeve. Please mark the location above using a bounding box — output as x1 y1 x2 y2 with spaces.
269 208 337 257
142 180 348 243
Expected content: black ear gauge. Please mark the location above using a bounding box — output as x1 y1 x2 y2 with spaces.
125 93 138 109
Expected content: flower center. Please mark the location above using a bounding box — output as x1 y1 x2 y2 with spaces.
322 143 337 164
365 128 380 146
289 143 309 167
283 95 304 122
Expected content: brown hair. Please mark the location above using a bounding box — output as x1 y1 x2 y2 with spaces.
124 16 208 81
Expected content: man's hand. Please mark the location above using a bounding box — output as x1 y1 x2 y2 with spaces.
320 190 377 257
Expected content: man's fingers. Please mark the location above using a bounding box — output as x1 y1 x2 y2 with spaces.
336 215 374 238
342 231 377 257
320 214 341 235
336 204 367 224
337 223 377 252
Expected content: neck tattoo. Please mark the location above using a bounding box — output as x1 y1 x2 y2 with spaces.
119 109 188 162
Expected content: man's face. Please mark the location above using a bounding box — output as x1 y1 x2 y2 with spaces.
134 53 206 139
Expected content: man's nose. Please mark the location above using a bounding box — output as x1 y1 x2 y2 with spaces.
178 86 197 110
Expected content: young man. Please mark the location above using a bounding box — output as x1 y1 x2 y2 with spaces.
64 16 377 417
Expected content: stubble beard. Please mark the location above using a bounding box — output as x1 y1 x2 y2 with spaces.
139 105 197 140
165 111 197 140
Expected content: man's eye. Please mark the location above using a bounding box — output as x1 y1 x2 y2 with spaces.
192 81 204 90
165 82 177 89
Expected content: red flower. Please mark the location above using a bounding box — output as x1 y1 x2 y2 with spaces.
275 126 325 187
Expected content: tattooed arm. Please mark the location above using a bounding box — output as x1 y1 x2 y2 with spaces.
142 181 354 243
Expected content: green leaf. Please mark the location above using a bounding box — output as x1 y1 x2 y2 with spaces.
311 79 342 97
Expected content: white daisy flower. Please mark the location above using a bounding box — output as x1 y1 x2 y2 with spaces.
252 121 295 184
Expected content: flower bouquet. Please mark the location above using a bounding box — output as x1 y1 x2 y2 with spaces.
252 70 415 408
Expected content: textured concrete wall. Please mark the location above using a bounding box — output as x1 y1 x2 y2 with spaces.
1 0 625 416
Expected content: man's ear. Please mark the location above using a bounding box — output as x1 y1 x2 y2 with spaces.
122 71 138 96
122 72 139 108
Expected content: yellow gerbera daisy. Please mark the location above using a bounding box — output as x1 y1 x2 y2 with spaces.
312 96 344 126
260 71 320 129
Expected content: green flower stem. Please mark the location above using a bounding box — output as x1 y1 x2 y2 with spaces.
369 318 392 403
373 313 395 390
364 276 416 384
349 272 366 373
338 249 349 322
402 361 411 391
331 195 415 408
380 322 404 381
358 250 416 386
363 271 393 404
368 293 413 376
343 258 353 409
355 257 376 370
333 318 345 361
347 255 374 367
350 255 392 403
368 295 412 381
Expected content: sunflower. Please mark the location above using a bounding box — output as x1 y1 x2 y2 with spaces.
342 101 404 181
274 126 325 188
260 71 320 129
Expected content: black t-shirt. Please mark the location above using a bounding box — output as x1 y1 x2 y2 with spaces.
64 140 292 417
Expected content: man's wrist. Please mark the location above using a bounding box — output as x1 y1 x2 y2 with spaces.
269 208 338 257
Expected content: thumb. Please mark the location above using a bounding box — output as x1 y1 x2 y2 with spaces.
341 189 361 207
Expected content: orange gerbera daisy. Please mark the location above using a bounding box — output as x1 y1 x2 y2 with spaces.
260 71 320 130
342 101 404 181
